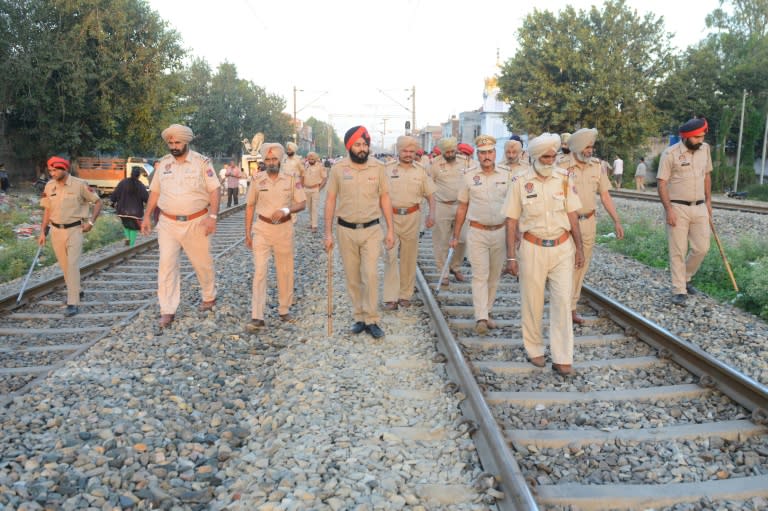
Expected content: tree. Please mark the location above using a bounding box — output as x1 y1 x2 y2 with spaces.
497 0 674 161
0 0 185 167
304 117 344 157
655 0 768 188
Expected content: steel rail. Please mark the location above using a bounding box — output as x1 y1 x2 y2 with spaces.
0 205 246 313
415 267 538 511
582 283 768 412
610 189 768 214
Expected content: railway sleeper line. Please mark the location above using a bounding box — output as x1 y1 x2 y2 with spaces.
0 205 247 400
416 233 768 510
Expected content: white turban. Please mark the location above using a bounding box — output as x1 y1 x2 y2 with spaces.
396 135 418 151
161 124 194 143
438 137 457 152
568 128 598 154
286 141 298 152
261 143 285 160
527 133 561 160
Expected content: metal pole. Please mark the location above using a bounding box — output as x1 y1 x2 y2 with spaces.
327 124 332 159
733 89 746 192
760 111 767 185
293 86 298 143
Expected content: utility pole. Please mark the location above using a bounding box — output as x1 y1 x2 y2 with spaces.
381 118 388 153
761 111 767 185
327 124 332 159
411 85 416 136
293 86 302 143
733 89 747 192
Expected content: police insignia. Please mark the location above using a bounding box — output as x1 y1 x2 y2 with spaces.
472 175 481 185
524 182 534 194
391 167 398 176
296 182 303 189
165 164 172 170
207 169 214 177
572 185 578 194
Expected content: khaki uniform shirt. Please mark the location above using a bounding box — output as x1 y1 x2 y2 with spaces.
504 168 582 239
429 156 470 202
150 151 220 215
458 167 510 226
657 141 712 202
497 160 531 178
385 161 435 207
557 154 611 214
41 175 100 223
328 157 389 222
303 162 327 188
282 155 305 179
246 171 306 218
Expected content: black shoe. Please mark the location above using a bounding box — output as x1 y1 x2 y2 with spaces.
365 323 385 339
686 283 699 295
350 321 366 334
63 291 85 305
64 305 79 317
671 294 687 305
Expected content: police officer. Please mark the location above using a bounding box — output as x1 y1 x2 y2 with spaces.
558 133 571 158
504 134 584 376
450 135 510 335
497 135 530 177
558 128 624 324
324 126 395 339
302 151 328 233
430 137 471 286
141 124 221 329
657 117 713 305
383 136 436 310
38 156 102 317
283 141 304 178
245 143 306 331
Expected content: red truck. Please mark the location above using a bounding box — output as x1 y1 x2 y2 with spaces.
74 157 152 195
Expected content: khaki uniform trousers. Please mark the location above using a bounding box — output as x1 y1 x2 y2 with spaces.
571 215 596 310
337 223 383 324
383 211 421 302
667 203 710 295
432 201 466 273
251 220 294 319
51 225 83 305
305 188 321 228
519 238 575 365
156 216 216 315
467 227 505 321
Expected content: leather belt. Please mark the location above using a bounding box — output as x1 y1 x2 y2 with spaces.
258 213 292 225
439 200 458 205
671 199 705 206
161 208 208 222
578 210 596 220
50 220 82 229
338 217 380 229
305 184 320 190
393 204 420 215
469 220 504 231
523 231 571 247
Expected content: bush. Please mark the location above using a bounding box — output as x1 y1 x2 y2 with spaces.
742 183 768 202
82 215 124 252
597 214 668 269
0 239 54 282
739 255 768 320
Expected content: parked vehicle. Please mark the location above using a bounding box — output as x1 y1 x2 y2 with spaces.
74 157 152 195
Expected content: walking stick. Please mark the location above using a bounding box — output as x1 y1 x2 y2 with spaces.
17 235 46 304
435 247 454 295
327 248 333 336
709 217 739 293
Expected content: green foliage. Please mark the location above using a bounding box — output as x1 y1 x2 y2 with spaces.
305 117 345 157
597 211 768 318
498 0 673 160
0 239 54 282
742 183 768 201
597 214 669 268
82 215 123 252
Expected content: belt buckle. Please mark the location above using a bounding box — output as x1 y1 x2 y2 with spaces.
177 215 188 221
396 207 407 215
355 223 364 229
542 239 555 247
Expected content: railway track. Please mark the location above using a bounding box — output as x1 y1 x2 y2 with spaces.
0 205 247 401
416 234 768 510
610 189 768 215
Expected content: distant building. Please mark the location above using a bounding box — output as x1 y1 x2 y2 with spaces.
416 125 443 153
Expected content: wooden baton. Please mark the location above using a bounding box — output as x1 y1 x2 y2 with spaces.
709 216 739 293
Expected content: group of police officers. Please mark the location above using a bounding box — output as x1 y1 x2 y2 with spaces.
39 117 712 376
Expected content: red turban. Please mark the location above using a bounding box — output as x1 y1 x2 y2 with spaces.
47 156 70 171
344 125 371 150
457 143 474 156
679 118 708 138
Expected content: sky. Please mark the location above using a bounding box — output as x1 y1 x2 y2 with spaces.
147 0 722 147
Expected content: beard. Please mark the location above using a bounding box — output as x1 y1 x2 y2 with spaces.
349 149 369 164
533 161 555 177
287 151 295 157
170 144 188 157
684 139 703 151
561 147 571 154
444 154 456 162
507 156 520 165
266 164 280 174
574 151 590 163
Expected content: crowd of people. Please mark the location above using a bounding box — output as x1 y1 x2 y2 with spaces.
38 117 713 376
